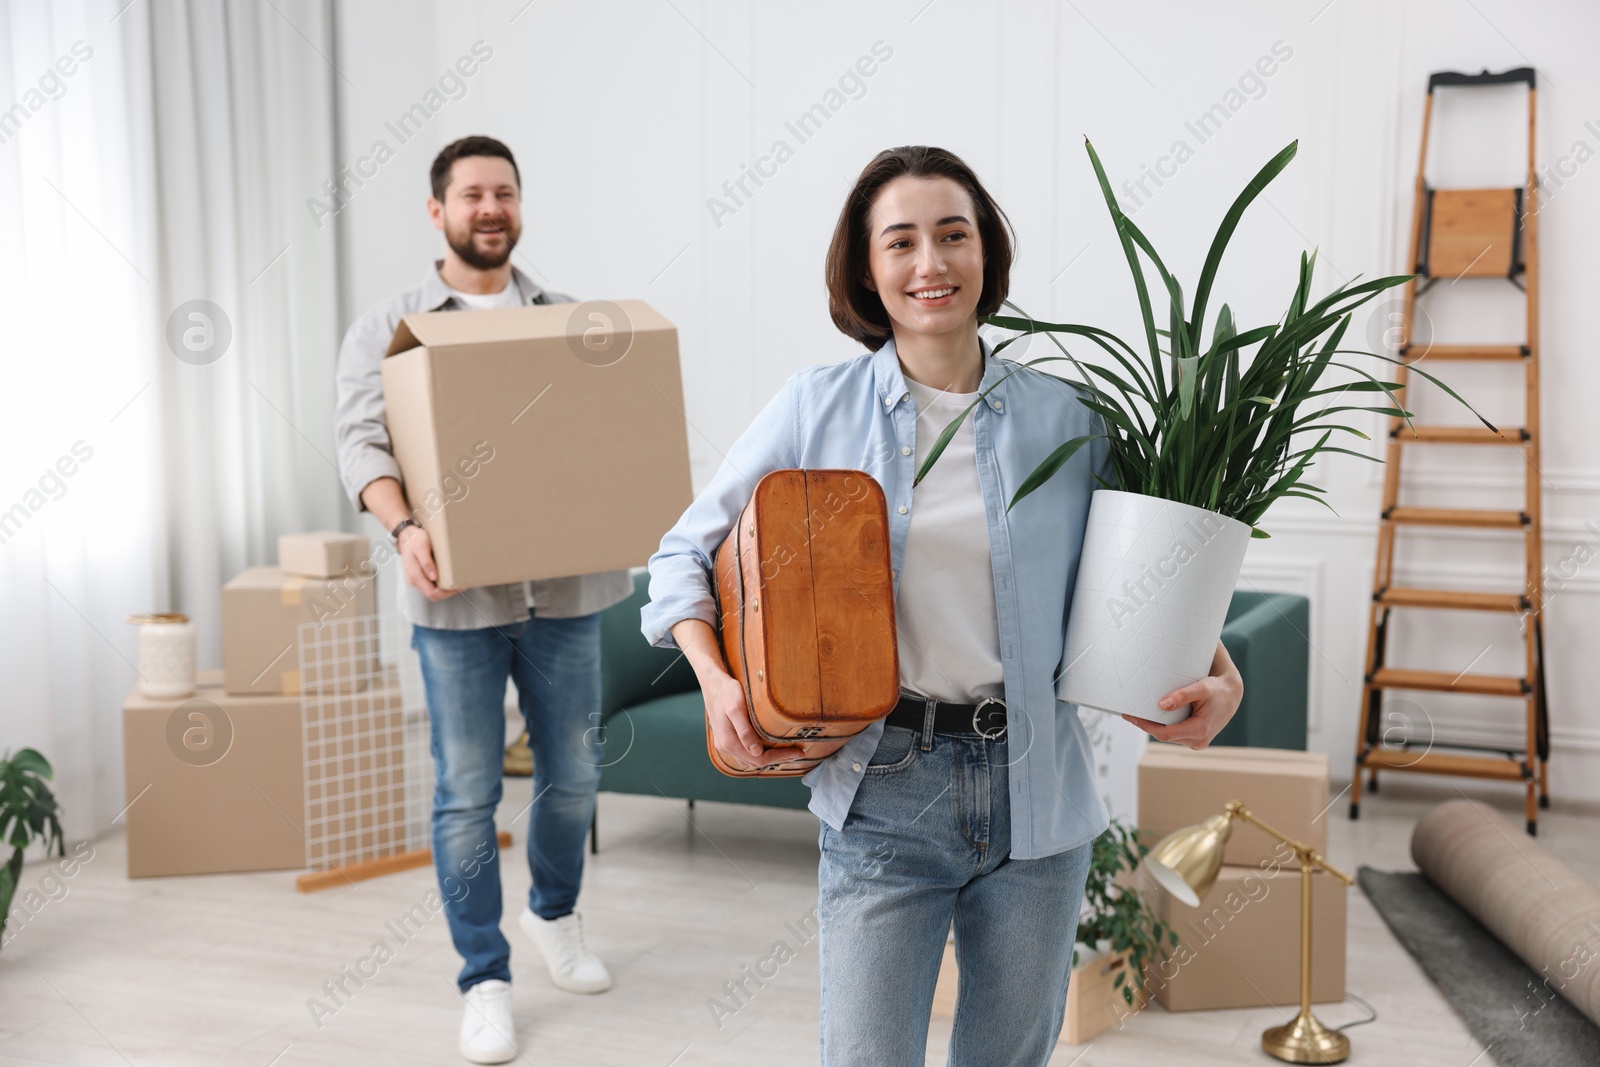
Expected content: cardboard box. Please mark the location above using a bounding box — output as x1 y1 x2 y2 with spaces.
1138 744 1329 867
1146 863 1346 1011
122 671 411 878
278 531 370 579
381 300 692 590
122 672 305 877
222 566 376 696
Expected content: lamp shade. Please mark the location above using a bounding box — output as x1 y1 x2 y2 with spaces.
1144 812 1234 907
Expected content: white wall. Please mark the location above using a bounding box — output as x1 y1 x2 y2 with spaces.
328 0 1600 801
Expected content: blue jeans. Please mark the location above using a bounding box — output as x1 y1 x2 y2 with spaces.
411 612 604 992
818 723 1093 1067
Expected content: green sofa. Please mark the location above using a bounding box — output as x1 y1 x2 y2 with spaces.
1209 590 1310 751
593 573 812 835
592 574 1309 840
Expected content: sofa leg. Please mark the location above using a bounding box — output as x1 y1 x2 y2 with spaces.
589 808 598 855
688 798 695 815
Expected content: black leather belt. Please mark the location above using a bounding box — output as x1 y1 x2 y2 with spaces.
885 692 1007 738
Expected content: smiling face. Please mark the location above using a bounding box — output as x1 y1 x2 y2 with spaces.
863 176 985 342
430 154 521 270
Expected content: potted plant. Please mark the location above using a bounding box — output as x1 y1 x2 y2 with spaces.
1063 818 1175 1043
0 748 65 948
918 139 1492 723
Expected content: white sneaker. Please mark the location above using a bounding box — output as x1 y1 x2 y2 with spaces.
458 979 516 1064
519 907 613 993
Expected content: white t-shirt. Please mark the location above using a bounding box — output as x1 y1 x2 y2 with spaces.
895 375 1005 704
445 278 521 309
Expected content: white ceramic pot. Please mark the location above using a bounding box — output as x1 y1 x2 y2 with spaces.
127 613 196 699
1057 490 1250 724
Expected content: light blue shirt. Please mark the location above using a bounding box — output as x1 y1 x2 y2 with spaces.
640 336 1114 859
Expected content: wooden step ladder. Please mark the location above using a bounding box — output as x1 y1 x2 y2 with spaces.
1351 66 1550 835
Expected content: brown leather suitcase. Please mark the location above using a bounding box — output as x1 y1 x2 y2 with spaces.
710 469 899 777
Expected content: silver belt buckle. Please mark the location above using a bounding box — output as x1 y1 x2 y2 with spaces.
972 696 1007 740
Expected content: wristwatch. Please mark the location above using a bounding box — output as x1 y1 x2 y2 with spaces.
390 517 422 544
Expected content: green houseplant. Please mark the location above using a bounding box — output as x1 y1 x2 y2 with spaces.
1059 819 1175 1042
917 138 1492 723
1075 819 1176 1004
0 748 65 945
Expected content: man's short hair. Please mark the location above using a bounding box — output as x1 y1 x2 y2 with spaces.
430 136 521 201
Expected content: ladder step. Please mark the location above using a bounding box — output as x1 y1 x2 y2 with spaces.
1393 425 1528 444
1377 587 1526 612
1387 506 1527 529
1368 667 1528 697
1403 344 1527 362
1360 748 1526 781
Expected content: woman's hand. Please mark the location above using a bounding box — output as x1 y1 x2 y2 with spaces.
701 668 808 770
1122 640 1244 750
670 618 806 770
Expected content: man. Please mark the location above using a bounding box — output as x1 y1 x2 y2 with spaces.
334 135 631 1065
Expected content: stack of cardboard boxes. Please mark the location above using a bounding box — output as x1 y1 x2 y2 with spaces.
928 743 1343 1044
118 301 696 878
1137 744 1345 1011
121 532 402 878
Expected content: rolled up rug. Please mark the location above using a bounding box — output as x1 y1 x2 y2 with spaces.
1412 798 1600 1027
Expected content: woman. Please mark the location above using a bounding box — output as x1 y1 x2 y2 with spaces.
641 146 1243 1065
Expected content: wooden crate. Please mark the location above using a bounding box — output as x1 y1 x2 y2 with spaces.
1062 949 1148 1044
931 941 1148 1045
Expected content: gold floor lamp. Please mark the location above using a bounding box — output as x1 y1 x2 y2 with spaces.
1143 800 1356 1065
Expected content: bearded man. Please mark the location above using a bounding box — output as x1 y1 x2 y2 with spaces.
333 135 629 1065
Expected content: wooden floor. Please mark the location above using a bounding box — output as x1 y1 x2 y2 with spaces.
2 773 1595 1066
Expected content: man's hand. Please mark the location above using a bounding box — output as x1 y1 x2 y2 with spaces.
360 476 459 602
1122 639 1244 750
397 525 459 602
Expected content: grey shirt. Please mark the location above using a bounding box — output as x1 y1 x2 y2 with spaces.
334 260 633 630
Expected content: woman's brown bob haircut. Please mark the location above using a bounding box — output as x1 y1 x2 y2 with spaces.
825 145 1015 351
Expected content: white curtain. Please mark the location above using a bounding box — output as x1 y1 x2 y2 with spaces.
0 0 345 844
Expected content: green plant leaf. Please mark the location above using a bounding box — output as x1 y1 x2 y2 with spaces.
1280 445 1377 468
989 312 1159 408
1084 139 1166 397
1357 350 1501 433
1276 489 1340 512
914 402 981 488
1008 436 1096 511
6 750 52 780
912 368 1026 486
1188 140 1299 339
0 856 15 931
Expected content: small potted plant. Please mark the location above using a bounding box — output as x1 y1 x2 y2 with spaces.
1063 818 1175 1044
919 138 1492 723
1 748 65 948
